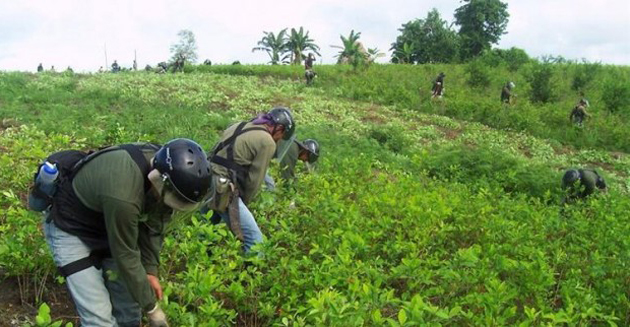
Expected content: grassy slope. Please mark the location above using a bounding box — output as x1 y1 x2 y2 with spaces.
191 63 630 154
0 71 629 325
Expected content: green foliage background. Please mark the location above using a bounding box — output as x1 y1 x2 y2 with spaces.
0 65 629 326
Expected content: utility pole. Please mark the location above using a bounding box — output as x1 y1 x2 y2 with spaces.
104 43 108 69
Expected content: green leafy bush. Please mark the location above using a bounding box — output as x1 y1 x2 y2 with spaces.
601 73 630 113
465 59 491 88
526 62 555 103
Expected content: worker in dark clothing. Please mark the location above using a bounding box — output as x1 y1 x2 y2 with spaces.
501 81 516 104
111 60 120 73
305 70 317 86
203 107 296 253
304 53 315 70
264 139 320 190
40 139 211 326
561 168 607 205
37 63 44 72
432 72 445 98
570 99 591 127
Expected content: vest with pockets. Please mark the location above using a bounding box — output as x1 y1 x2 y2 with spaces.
209 122 268 192
48 143 160 250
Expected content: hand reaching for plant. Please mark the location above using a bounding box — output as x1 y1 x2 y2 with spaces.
147 274 163 300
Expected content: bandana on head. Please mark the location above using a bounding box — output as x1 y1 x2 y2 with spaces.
251 113 275 125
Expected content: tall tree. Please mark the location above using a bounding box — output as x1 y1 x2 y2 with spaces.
390 9 460 64
332 30 367 68
285 27 320 65
454 0 509 60
252 29 290 65
170 29 198 63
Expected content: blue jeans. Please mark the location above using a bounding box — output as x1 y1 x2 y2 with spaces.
43 218 141 327
218 197 263 253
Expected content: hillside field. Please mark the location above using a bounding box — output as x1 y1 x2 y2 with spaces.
0 65 629 326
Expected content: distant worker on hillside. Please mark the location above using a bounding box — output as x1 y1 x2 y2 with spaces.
33 139 211 327
201 107 295 254
432 72 445 98
50 66 55 72
111 60 120 73
157 62 168 74
264 138 320 191
172 55 185 73
305 53 315 70
501 81 516 104
305 70 317 86
37 63 44 72
570 98 591 127
577 91 590 108
561 168 607 205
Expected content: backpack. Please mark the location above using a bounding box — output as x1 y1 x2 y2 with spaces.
29 143 159 211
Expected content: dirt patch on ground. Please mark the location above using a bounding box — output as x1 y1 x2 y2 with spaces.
552 144 575 156
1 119 20 132
518 145 533 158
0 277 78 326
435 126 463 140
585 161 617 173
610 152 626 160
360 112 386 124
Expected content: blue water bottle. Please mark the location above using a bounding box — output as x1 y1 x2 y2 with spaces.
28 161 59 211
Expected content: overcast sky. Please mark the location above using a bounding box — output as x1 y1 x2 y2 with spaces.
1 0 629 72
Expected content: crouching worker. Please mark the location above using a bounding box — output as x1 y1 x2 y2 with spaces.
264 138 320 191
29 139 211 327
203 107 295 253
561 168 607 205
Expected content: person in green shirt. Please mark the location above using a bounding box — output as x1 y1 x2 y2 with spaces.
204 107 295 253
561 168 607 205
264 138 320 190
42 139 211 327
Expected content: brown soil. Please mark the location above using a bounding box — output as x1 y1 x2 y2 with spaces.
586 161 616 172
552 144 575 156
0 277 79 326
435 126 463 140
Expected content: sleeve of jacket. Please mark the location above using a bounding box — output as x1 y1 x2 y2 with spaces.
102 196 157 312
242 136 276 204
137 217 164 277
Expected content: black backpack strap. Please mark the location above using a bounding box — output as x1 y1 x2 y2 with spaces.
57 249 111 278
71 143 159 193
210 122 268 173
119 144 153 193
211 122 247 157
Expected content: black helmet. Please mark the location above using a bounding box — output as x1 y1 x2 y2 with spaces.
268 107 295 140
297 139 320 163
562 169 581 189
153 138 211 203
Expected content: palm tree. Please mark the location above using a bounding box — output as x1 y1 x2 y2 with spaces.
285 27 321 65
252 29 290 65
393 42 415 64
366 47 385 64
331 30 367 68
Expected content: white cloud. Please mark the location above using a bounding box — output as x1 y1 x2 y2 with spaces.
0 0 628 72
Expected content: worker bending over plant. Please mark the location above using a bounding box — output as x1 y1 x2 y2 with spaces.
561 168 607 205
203 107 295 253
32 139 211 327
264 138 320 191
